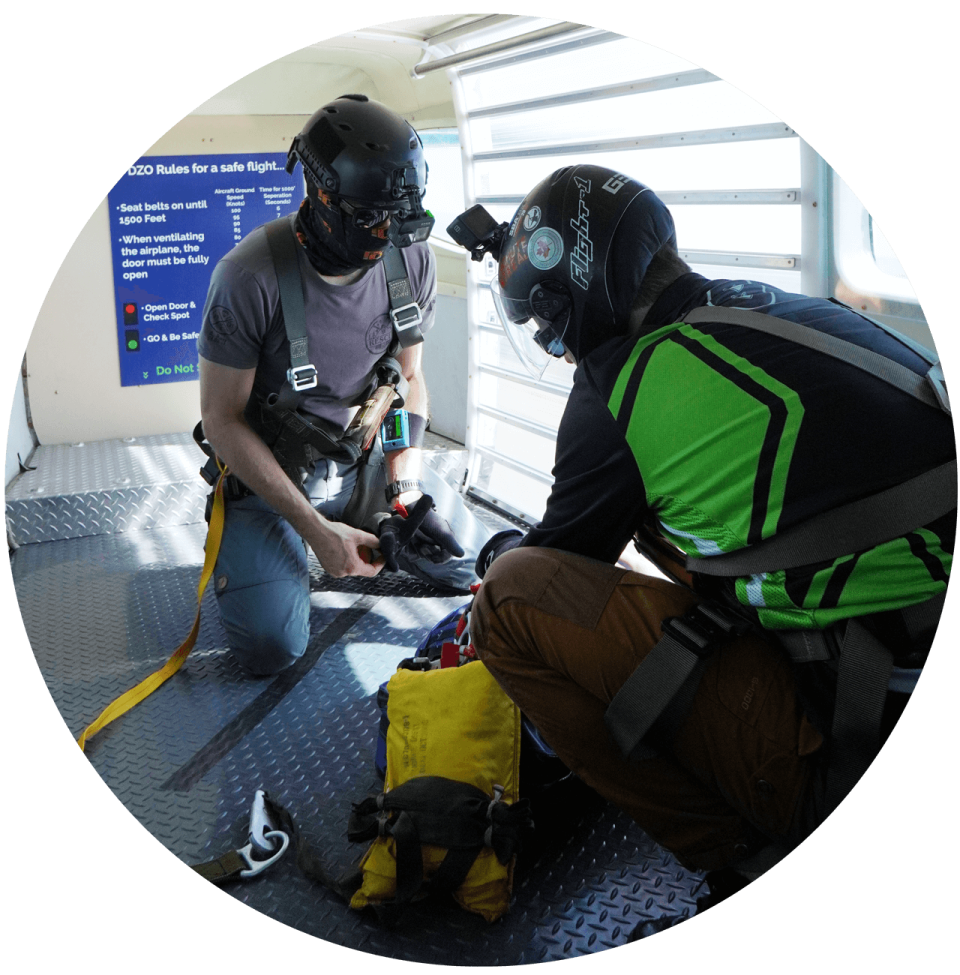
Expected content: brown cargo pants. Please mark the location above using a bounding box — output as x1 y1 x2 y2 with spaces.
471 547 825 872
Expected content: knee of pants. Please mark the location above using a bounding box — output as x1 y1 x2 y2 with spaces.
216 579 310 676
481 546 543 592
472 547 554 658
476 546 581 617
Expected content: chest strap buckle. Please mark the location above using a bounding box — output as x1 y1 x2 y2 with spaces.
390 302 423 333
287 364 318 391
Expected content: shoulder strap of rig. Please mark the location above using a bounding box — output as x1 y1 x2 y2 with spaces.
264 217 423 414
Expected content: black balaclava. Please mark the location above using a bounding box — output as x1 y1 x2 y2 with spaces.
294 181 392 276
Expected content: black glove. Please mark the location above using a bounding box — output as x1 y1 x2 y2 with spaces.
378 495 465 572
475 528 524 578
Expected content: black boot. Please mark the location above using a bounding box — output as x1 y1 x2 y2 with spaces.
695 866 753 913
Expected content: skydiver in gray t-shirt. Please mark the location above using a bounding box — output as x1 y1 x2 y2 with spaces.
197 94 490 675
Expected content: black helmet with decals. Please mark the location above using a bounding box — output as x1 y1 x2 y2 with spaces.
492 165 676 377
287 94 434 261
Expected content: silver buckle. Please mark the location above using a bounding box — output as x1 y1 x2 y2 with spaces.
389 302 423 332
287 364 318 391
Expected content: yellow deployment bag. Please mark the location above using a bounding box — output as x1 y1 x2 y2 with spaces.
347 660 531 923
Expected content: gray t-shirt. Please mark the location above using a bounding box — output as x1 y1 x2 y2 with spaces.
198 214 436 432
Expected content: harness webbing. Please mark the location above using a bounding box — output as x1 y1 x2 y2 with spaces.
346 777 533 917
256 219 414 476
686 459 957 576
382 245 426 349
607 302 953 843
76 466 228 752
682 305 949 413
263 218 423 414
265 219 317 409
604 602 747 762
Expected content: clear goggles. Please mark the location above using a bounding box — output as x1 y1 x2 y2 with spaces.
491 279 569 380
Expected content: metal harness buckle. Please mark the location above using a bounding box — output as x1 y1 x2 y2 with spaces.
287 364 319 391
389 302 423 332
660 602 743 658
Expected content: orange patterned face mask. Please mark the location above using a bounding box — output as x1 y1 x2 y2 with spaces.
296 187 392 275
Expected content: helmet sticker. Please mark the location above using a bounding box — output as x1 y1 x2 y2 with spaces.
509 209 526 237
523 207 542 231
528 228 563 270
501 237 530 283
570 176 593 290
602 173 630 194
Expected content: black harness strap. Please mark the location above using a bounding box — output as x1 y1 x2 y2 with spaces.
264 218 317 407
605 303 952 860
242 221 420 481
682 305 949 413
676 305 955 578
604 602 749 762
190 849 248 885
345 776 533 919
382 245 425 349
685 459 957 577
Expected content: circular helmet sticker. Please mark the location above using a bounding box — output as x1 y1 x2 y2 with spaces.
528 228 563 270
523 206 542 231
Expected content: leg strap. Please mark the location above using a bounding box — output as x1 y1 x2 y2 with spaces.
604 601 749 762
824 620 895 814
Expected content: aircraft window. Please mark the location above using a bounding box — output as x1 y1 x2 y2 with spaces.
419 130 465 246
833 173 917 304
470 82 783 155
454 31 805 523
459 35 699 109
870 218 908 278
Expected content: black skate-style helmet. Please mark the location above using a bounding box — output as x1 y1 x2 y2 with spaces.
287 94 433 247
492 165 676 377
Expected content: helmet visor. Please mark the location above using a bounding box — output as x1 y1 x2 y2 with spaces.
491 279 568 380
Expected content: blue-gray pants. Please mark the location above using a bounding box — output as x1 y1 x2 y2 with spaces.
211 456 491 675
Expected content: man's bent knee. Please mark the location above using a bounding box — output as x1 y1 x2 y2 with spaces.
473 547 571 664
480 546 564 604
216 579 309 676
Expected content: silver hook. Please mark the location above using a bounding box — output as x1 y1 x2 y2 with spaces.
238 829 290 878
247 789 280 857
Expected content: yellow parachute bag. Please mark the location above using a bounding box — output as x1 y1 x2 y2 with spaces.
348 661 530 923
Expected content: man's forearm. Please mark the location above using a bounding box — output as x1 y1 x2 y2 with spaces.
203 414 327 540
204 413 384 578
385 371 428 497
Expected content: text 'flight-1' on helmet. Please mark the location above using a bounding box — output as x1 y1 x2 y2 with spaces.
448 165 676 379
287 93 434 250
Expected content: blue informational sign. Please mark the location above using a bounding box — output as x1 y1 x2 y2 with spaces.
107 153 301 386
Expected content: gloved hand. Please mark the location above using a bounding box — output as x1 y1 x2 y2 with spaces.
377 494 465 572
475 528 524 578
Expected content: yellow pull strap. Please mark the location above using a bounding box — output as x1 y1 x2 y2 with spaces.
77 469 229 752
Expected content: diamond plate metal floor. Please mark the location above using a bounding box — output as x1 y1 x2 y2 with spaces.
8 435 703 965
